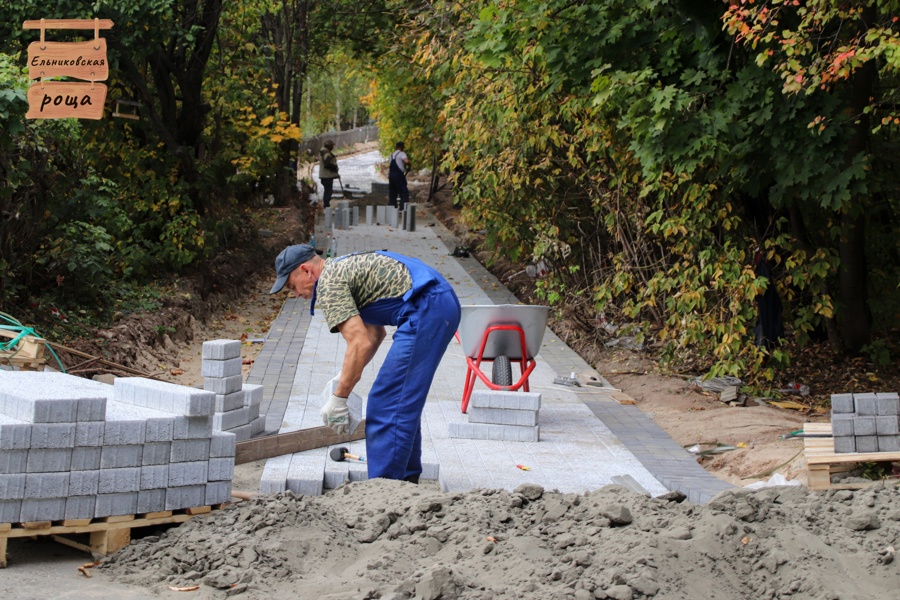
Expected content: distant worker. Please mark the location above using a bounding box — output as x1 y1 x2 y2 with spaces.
319 140 339 208
269 244 461 483
388 141 410 211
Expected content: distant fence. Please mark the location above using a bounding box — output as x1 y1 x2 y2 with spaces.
299 125 379 161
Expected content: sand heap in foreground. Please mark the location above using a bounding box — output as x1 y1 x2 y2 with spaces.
100 479 899 599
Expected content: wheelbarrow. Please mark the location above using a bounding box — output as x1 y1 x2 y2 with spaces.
456 304 550 413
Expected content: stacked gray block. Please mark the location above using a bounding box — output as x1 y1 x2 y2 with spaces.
831 392 900 454
202 340 266 442
448 390 541 442
0 371 235 523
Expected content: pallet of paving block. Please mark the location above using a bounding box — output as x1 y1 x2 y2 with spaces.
0 504 227 568
803 422 900 491
0 329 47 371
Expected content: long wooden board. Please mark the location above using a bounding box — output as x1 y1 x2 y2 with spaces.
234 422 366 465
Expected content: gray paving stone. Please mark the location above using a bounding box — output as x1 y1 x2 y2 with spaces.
26 448 72 473
468 406 538 426
0 414 32 450
854 393 879 416
75 421 105 446
0 473 26 500
448 421 539 442
877 392 900 416
875 415 899 436
137 488 167 513
856 436 878 453
0 498 21 522
100 444 143 469
259 453 291 494
168 461 208 487
68 470 99 496
202 339 242 360
142 442 172 466
71 446 102 471
210 431 236 458
24 472 69 498
165 484 206 510
830 393 855 414
214 406 250 431
95 492 138 517
831 413 856 437
28 422 77 449
204 375 243 395
854 416 877 436
208 457 234 482
65 494 96 520
834 436 856 453
173 416 213 440
878 435 900 452
141 465 169 490
205 480 232 505
0 383 78 423
114 377 215 416
215 390 245 413
243 384 263 407
226 423 252 442
470 390 541 411
21 496 66 521
202 357 242 379
170 438 211 463
98 467 141 494
0 449 28 474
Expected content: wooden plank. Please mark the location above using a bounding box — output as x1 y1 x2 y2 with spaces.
90 527 130 555
234 422 367 465
803 422 900 465
23 19 115 30
27 81 107 120
0 536 6 568
62 518 93 527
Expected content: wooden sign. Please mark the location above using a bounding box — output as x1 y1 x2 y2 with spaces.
27 39 108 81
26 81 107 120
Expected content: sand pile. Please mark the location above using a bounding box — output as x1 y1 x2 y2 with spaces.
99 479 900 599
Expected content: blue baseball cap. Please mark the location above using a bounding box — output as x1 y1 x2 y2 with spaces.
269 244 317 294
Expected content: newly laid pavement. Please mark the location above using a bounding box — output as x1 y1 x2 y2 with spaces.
251 151 734 503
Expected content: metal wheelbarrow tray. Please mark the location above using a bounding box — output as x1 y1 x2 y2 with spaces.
457 304 550 413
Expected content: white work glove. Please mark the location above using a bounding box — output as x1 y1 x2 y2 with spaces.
321 394 350 434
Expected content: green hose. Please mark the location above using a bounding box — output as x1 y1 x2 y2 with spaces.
0 311 66 372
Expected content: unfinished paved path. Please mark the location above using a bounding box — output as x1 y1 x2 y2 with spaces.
251 205 734 503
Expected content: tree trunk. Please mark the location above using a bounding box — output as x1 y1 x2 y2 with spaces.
836 54 875 352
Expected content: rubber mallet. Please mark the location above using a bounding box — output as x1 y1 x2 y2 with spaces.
330 446 365 462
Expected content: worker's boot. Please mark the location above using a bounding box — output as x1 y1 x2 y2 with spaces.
403 474 419 484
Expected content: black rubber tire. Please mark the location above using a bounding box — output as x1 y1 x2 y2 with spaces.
492 355 513 386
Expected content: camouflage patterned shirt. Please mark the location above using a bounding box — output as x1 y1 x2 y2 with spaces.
317 252 412 332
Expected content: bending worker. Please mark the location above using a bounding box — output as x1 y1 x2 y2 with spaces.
269 244 461 483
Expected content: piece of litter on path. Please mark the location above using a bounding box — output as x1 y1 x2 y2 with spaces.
516 464 530 471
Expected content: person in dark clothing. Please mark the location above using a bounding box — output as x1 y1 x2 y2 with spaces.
388 141 410 211
319 140 339 208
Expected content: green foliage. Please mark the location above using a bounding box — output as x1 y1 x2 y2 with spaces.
386 0 900 382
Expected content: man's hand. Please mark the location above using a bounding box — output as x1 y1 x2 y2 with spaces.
321 394 349 434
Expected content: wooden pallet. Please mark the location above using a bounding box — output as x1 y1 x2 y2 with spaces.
803 422 900 490
0 504 225 568
0 329 47 371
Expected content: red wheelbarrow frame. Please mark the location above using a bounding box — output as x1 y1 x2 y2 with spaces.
458 324 538 413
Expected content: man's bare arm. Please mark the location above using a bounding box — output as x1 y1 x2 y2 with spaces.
335 316 385 397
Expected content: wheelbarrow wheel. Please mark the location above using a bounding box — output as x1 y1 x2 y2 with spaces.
492 355 513 387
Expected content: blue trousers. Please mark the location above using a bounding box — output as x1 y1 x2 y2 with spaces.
362 282 460 480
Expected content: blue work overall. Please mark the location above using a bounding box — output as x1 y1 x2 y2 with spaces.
351 251 460 481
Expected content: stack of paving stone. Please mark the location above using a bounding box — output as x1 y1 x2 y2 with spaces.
202 339 266 441
0 371 235 523
831 392 900 453
448 390 541 442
